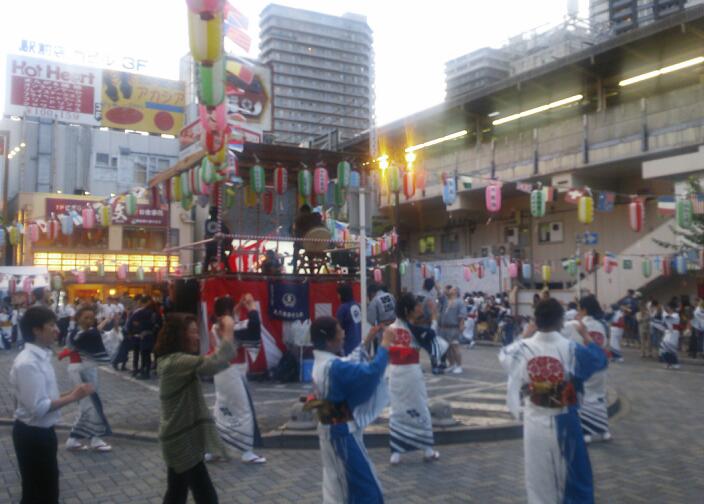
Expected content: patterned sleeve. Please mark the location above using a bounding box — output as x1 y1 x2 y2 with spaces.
573 341 608 382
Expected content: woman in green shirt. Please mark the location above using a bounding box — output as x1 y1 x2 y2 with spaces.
155 312 236 504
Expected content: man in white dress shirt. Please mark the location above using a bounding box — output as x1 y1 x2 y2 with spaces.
10 306 94 504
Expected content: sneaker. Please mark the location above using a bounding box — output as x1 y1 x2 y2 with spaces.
584 434 593 444
389 453 401 465
446 365 456 373
423 449 440 462
204 453 215 463
469 341 476 348
616 358 625 363
65 437 87 451
602 432 612 442
241 451 266 464
451 366 463 374
90 438 112 452
672 364 681 369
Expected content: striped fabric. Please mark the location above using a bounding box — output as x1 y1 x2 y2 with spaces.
67 365 112 439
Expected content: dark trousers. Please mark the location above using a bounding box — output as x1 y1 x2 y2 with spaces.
164 461 218 504
12 421 59 504
140 333 155 376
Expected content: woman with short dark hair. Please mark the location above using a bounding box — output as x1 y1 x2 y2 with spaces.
307 316 391 503
155 312 237 504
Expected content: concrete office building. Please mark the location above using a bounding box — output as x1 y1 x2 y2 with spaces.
259 4 373 146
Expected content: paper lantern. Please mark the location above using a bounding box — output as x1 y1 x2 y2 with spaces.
197 58 225 107
97 262 105 277
542 264 552 283
443 177 457 206
136 266 145 281
416 169 427 191
28 223 39 243
98 205 112 226
642 258 652 278
117 264 128 281
387 164 401 194
47 217 60 240
75 270 86 284
250 165 265 194
313 165 329 195
675 254 687 275
420 263 428 278
224 187 236 208
488 258 498 274
629 199 645 232
82 207 95 229
202 127 229 155
403 170 416 199
244 186 258 208
522 263 532 280
207 144 227 165
333 181 346 207
298 169 312 198
477 264 484 279
125 193 138 216
373 268 382 283
584 251 596 273
8 226 18 246
186 0 225 15
463 265 472 281
22 277 33 294
262 190 274 215
51 275 62 291
227 150 239 177
180 172 192 197
201 158 217 184
194 262 204 275
337 161 351 188
181 194 194 211
274 165 288 195
399 261 408 276
349 170 361 189
8 277 16 295
662 257 672 277
199 102 227 134
61 215 73 236
485 184 502 213
566 259 578 277
578 195 594 224
187 10 223 65
602 256 615 274
530 189 546 218
676 199 693 229
508 262 519 279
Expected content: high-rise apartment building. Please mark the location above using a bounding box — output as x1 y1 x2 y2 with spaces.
590 0 703 35
259 4 373 146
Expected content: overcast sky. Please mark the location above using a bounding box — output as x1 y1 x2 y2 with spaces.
0 0 589 125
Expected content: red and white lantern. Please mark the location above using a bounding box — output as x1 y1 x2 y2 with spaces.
403 170 416 199
628 199 645 232
463 266 472 281
82 207 95 229
584 251 596 273
274 164 288 195
47 217 60 240
508 261 519 279
28 223 40 243
485 183 502 213
420 263 428 278
373 268 382 283
313 165 329 195
117 264 128 281
22 276 33 294
477 264 485 279
416 170 427 191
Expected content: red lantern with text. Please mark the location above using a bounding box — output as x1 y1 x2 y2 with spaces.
274 164 288 195
313 165 329 195
485 184 502 213
628 199 645 232
403 170 416 199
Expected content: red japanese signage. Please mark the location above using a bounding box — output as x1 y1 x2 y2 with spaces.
45 198 168 227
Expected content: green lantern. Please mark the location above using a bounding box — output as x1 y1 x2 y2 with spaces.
566 259 578 276
298 169 312 197
181 194 194 211
201 158 218 184
530 188 546 217
197 58 225 108
642 259 652 278
125 193 137 216
250 165 265 194
224 187 236 208
194 262 203 275
181 172 192 197
399 260 408 276
337 161 351 188
97 262 105 277
676 199 693 229
387 164 401 193
136 266 145 281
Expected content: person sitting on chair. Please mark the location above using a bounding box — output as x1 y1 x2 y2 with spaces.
291 205 323 272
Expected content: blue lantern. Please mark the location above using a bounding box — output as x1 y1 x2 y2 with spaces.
442 177 457 206
522 263 532 280
349 170 361 189
488 258 498 274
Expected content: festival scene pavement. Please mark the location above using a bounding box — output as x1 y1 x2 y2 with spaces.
2 345 703 503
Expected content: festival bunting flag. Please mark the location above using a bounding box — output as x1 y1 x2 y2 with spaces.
596 191 615 212
226 26 252 52
542 186 557 202
516 182 533 194
657 195 676 216
224 2 249 30
564 188 584 204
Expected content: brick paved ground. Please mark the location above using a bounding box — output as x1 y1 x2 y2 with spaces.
1 346 703 502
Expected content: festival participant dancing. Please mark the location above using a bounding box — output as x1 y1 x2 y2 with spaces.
306 316 391 504
387 293 440 465
209 294 266 464
156 313 237 503
60 305 113 452
499 299 607 504
659 301 682 369
576 295 611 443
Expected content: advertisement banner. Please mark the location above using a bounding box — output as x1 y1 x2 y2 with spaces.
100 70 185 135
45 198 168 227
6 54 101 125
225 57 272 134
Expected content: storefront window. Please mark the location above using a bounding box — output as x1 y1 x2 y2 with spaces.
123 227 166 251
34 227 109 249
